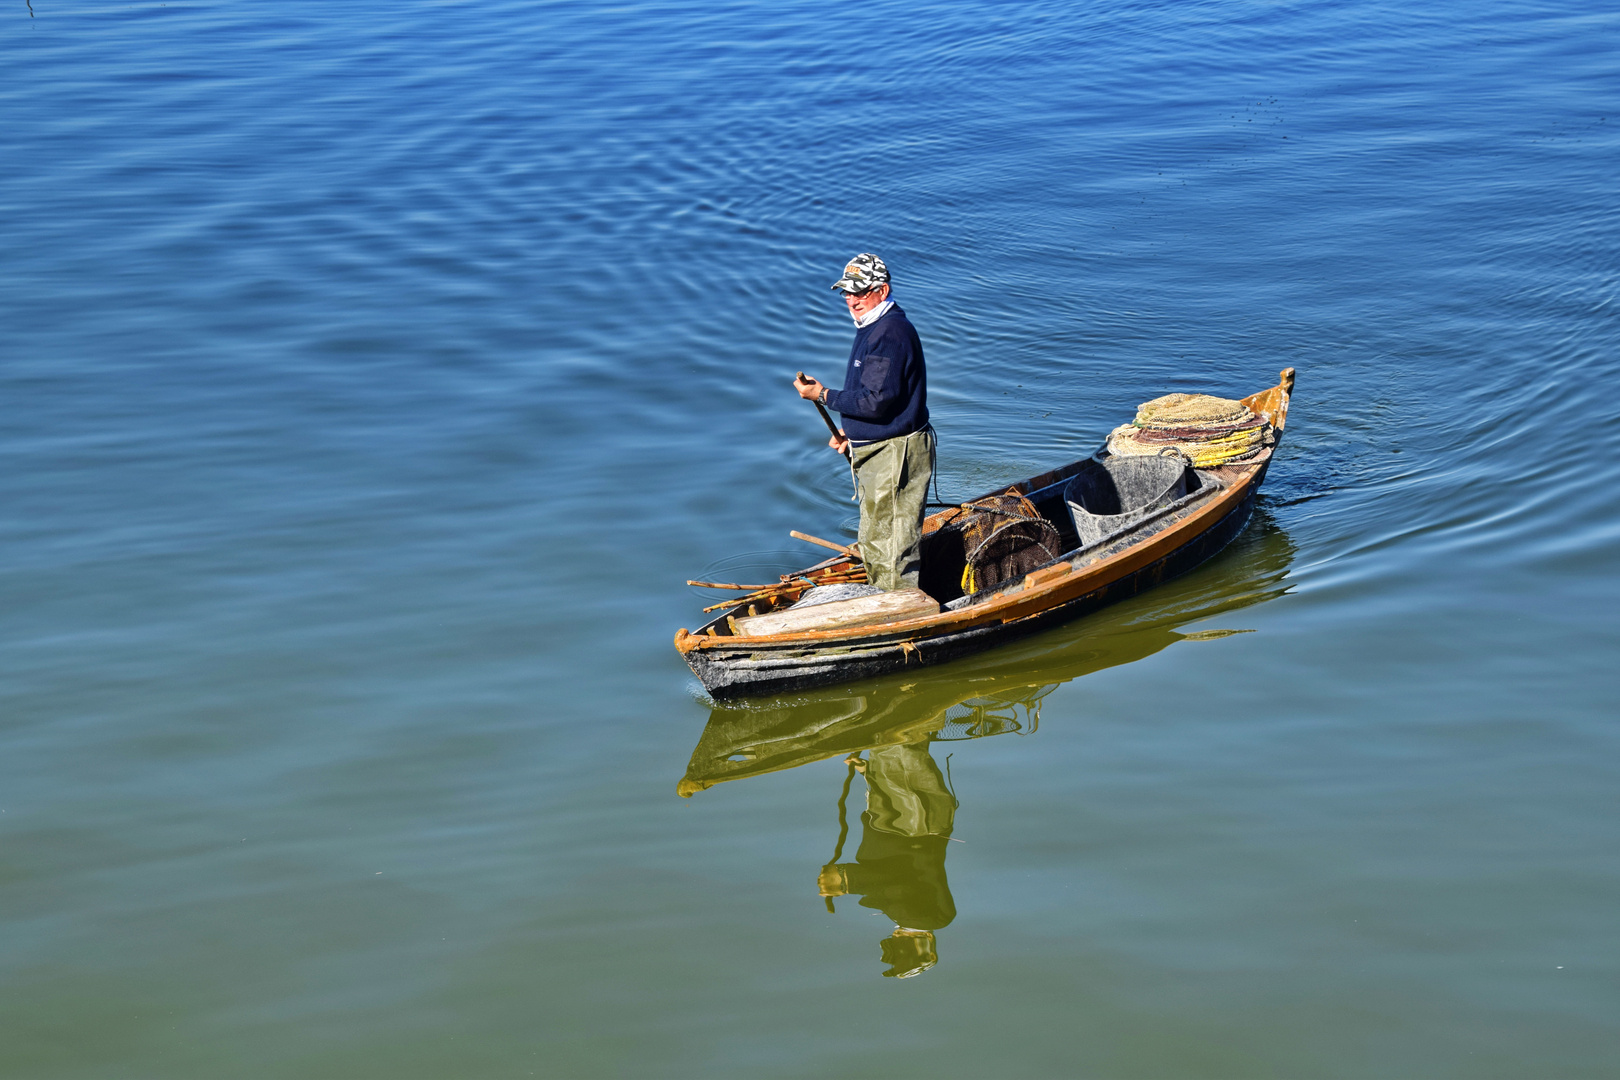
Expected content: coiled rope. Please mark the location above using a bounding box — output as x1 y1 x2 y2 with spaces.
1106 393 1274 468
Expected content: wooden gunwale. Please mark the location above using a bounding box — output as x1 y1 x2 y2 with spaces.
674 369 1293 658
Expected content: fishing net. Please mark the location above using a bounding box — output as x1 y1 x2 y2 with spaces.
1106 392 1274 468
1134 393 1251 429
791 583 885 609
920 490 1064 601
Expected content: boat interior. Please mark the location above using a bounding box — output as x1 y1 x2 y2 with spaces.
919 455 1229 608
698 453 1236 639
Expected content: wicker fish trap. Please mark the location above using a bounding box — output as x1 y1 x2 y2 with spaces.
924 490 1064 598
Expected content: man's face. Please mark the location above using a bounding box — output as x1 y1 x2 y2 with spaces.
843 283 890 320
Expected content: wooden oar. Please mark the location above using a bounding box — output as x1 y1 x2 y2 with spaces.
797 371 852 462
687 554 859 605
697 559 870 614
700 573 830 613
790 530 859 558
790 553 848 576
822 758 861 913
687 553 849 592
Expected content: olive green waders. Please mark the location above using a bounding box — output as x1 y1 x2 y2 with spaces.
851 426 936 591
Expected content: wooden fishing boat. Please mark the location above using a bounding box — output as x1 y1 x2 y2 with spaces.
676 368 1295 699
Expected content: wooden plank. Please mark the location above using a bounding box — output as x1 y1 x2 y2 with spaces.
1023 563 1073 590
734 589 939 637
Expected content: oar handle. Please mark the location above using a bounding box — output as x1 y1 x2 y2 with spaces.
790 530 859 558
798 371 852 461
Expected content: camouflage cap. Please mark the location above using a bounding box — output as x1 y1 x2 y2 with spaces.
831 253 890 293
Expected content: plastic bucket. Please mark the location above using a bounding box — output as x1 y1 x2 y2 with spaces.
1064 455 1197 548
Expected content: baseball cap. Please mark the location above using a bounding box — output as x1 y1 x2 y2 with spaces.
831 253 890 293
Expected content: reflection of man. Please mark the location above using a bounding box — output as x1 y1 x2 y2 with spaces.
793 253 934 591
818 743 957 978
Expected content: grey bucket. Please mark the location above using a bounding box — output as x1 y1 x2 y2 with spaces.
1064 455 1197 548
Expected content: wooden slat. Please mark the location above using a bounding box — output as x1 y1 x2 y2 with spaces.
1023 563 1073 590
733 589 939 637
789 530 859 557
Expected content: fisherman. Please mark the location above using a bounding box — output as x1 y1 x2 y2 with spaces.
794 253 934 592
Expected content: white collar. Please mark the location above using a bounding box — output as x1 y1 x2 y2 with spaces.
852 298 894 328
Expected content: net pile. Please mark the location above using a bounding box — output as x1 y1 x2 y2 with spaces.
791 583 884 609
1106 393 1273 468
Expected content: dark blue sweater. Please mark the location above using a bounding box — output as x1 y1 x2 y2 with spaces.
824 303 929 445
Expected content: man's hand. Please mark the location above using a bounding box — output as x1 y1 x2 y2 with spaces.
829 430 850 455
817 864 849 898
794 374 824 402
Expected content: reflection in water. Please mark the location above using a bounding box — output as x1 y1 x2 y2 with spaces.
680 510 1296 977
819 745 959 977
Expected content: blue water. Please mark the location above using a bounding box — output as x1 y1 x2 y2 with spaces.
4 1 1618 1075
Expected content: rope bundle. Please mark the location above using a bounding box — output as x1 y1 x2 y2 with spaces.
1107 393 1274 468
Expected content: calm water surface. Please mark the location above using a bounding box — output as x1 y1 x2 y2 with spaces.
3 1 1618 1076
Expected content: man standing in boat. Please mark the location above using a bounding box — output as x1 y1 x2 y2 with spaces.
794 253 934 592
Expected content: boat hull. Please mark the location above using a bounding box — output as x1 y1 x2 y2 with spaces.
686 483 1258 699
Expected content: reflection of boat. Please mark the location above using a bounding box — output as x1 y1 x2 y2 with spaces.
680 514 1293 978
676 370 1295 699
678 507 1295 796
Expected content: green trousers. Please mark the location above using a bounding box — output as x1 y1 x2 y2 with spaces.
851 426 935 591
